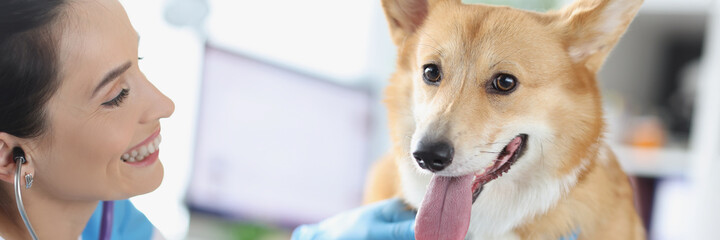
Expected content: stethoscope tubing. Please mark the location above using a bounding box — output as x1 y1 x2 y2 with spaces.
14 154 39 240
99 201 114 240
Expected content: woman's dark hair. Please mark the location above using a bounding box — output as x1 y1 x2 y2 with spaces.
1 0 68 138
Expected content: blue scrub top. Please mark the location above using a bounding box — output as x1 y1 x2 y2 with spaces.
81 200 154 240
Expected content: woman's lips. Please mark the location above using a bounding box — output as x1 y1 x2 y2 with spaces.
121 129 161 163
124 149 160 167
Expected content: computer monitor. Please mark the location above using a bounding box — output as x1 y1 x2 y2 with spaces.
186 46 373 226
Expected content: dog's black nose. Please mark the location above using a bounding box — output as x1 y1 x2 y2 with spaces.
413 140 454 172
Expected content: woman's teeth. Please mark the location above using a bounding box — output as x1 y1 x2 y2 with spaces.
121 135 161 162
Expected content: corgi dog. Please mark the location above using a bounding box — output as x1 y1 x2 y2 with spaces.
363 0 646 239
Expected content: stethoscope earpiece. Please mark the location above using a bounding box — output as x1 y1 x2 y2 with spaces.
12 147 26 164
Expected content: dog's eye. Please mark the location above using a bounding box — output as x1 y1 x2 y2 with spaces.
423 64 442 85
492 74 517 92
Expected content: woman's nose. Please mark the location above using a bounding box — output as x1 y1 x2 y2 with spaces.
140 80 175 123
155 90 175 119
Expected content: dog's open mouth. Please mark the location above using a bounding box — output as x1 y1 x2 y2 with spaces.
471 133 528 203
415 134 528 240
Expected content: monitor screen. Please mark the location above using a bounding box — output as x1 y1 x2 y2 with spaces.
186 46 373 226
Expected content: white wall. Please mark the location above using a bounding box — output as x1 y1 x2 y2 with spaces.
205 0 376 84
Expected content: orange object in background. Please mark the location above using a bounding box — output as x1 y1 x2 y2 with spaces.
627 117 667 148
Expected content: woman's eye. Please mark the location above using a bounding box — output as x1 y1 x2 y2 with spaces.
102 88 129 107
492 74 518 92
423 64 442 85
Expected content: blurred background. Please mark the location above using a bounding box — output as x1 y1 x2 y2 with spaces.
118 0 720 239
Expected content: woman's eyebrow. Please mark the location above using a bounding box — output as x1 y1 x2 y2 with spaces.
92 61 132 97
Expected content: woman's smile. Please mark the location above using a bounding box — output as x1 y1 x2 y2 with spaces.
121 129 161 166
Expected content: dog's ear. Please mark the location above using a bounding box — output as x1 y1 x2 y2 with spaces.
382 0 460 46
557 0 643 73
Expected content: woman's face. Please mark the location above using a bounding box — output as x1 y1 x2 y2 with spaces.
27 0 174 201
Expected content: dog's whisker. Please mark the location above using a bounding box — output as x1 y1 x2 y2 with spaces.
416 29 445 53
480 141 512 145
540 141 546 169
418 44 444 58
477 151 500 154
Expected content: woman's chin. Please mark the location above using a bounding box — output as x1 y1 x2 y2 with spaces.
135 161 164 195
113 161 164 199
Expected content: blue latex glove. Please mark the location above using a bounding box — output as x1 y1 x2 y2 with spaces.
292 198 416 240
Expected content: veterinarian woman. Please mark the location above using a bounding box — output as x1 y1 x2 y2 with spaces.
0 0 415 239
1 0 173 238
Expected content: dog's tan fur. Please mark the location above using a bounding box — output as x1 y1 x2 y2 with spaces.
364 0 645 239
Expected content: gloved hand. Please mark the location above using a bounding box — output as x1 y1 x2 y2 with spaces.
291 198 416 240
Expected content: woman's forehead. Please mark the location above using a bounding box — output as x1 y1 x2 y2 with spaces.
56 0 137 93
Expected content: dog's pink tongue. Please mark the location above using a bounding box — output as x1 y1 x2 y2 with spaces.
416 174 473 240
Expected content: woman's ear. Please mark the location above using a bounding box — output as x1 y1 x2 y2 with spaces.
0 134 18 183
0 133 33 184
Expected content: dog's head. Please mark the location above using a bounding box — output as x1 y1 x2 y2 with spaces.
382 0 642 238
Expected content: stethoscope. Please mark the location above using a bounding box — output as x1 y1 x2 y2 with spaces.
13 147 114 240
